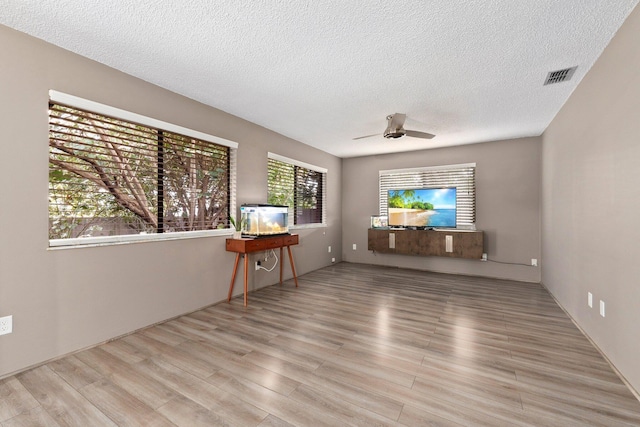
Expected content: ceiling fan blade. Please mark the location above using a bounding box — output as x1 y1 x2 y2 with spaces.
405 130 436 139
352 133 380 140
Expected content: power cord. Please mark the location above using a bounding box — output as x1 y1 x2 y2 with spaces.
485 258 535 267
257 249 278 272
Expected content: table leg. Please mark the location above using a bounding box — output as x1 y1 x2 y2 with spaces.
287 246 299 288
243 253 249 306
227 253 241 302
279 246 284 285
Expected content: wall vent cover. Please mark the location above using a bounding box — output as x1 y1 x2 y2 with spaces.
544 66 578 85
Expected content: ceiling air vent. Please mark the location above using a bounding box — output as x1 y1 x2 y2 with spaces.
544 66 577 85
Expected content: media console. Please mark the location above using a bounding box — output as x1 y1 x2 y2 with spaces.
368 228 483 259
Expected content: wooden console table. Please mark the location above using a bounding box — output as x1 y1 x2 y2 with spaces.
226 234 299 306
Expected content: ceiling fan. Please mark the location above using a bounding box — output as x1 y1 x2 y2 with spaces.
353 113 435 140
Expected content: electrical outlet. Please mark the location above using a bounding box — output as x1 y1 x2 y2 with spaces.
352 243 357 250
588 292 593 308
481 253 488 261
328 246 331 253
0 315 13 336
331 257 335 263
531 258 538 266
600 300 606 317
255 261 261 271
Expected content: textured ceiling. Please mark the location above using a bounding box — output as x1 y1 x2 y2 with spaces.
1 1 638 157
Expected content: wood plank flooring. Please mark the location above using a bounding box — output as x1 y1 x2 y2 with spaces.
1 262 639 426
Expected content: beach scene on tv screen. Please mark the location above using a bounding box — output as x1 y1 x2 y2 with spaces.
388 188 457 227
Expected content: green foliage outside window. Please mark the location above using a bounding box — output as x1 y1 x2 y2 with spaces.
49 104 230 240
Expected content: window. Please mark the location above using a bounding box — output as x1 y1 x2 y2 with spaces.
48 91 237 246
379 163 476 227
267 153 327 227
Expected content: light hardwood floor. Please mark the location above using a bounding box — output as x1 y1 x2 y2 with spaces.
1 263 639 426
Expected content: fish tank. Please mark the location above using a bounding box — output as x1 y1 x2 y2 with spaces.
240 204 289 237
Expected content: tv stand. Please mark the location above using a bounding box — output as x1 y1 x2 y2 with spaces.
368 228 483 259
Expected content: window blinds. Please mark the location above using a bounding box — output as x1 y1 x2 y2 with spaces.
379 164 476 226
267 153 327 226
49 101 234 243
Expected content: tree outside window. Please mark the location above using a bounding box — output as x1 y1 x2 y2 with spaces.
49 104 230 240
267 157 325 226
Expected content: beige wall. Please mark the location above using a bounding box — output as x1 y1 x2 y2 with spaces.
342 137 541 283
0 25 342 378
542 6 640 392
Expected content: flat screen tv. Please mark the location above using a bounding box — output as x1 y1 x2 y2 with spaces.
387 188 457 228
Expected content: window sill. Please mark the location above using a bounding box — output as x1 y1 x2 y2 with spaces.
290 223 327 231
48 228 233 250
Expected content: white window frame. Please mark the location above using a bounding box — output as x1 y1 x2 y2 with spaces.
379 163 476 229
267 152 327 229
48 91 238 248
